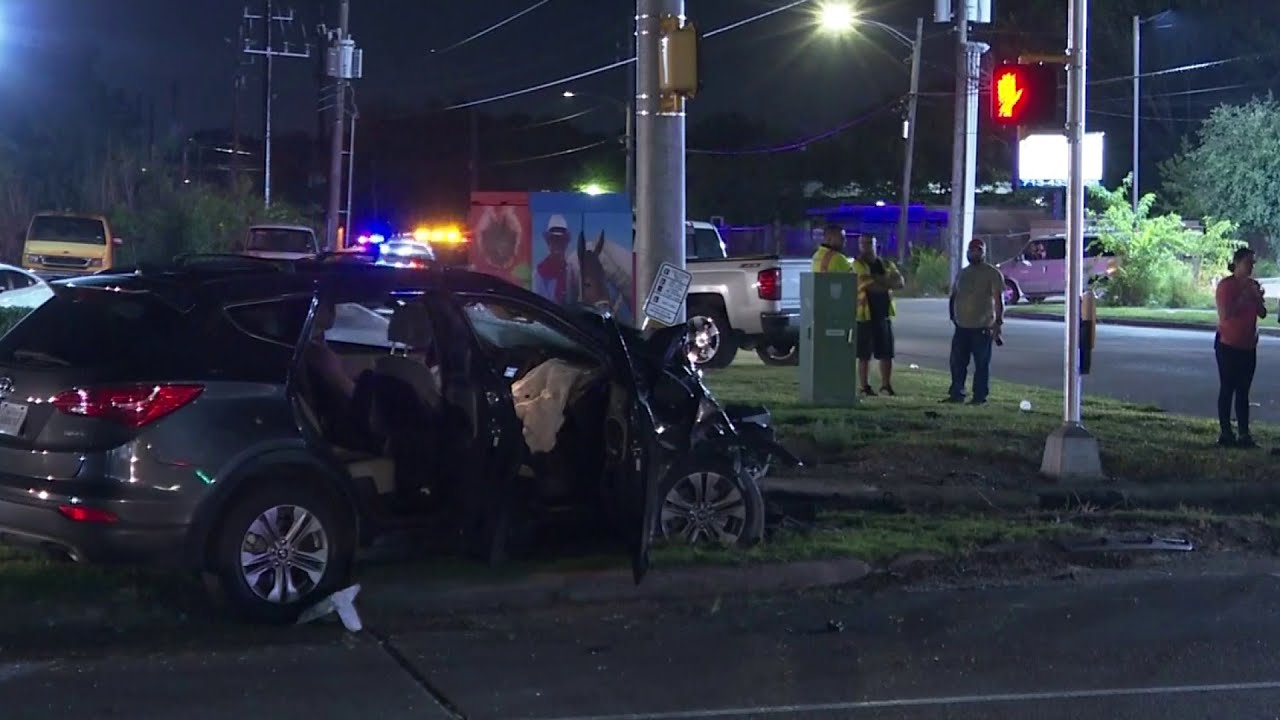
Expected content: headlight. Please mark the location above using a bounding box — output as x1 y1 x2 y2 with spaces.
88 258 103 268
26 255 43 264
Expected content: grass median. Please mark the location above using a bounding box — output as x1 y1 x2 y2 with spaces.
1006 304 1219 328
706 359 1275 486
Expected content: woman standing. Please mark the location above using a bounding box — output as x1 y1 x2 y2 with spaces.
1215 247 1267 447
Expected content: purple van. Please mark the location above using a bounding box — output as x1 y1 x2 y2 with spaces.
997 234 1118 304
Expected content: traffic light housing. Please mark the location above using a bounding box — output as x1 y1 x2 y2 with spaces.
660 18 700 97
990 63 1060 127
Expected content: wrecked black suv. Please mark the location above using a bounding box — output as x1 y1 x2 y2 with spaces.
0 259 788 621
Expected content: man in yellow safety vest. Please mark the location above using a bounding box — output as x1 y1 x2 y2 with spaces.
811 223 853 274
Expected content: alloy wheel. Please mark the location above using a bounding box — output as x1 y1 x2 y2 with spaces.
659 470 747 545
686 316 721 365
239 504 331 605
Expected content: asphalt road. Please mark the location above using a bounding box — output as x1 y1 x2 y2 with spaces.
5 557 1280 719
893 298 1280 422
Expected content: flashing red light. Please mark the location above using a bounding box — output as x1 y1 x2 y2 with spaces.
757 268 781 301
51 384 205 429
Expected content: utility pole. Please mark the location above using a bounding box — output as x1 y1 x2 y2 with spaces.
896 17 923 265
325 0 362 251
1131 14 1140 214
941 0 990 281
241 1 311 207
624 101 635 206
635 0 696 327
1041 0 1102 480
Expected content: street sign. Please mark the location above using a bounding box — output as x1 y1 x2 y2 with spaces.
642 262 692 326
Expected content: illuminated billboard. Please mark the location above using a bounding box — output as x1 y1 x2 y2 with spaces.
1017 132 1104 187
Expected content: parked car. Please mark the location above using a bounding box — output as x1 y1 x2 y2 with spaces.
997 234 1118 305
0 264 52 310
240 224 320 261
685 221 806 368
22 212 125 279
0 260 788 622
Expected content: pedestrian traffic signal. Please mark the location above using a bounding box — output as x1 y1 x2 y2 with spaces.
990 63 1060 127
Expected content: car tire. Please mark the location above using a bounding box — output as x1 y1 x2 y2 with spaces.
656 461 765 548
756 344 799 366
1003 280 1021 306
687 304 738 369
211 480 353 624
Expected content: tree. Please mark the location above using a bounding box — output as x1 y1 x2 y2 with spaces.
1161 96 1280 243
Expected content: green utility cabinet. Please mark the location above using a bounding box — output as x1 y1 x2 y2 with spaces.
799 272 860 406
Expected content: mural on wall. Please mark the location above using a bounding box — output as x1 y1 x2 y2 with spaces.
529 192 635 325
468 193 532 287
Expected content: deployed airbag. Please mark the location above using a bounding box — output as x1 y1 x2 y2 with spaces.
511 358 598 453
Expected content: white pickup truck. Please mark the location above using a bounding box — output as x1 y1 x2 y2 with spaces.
685 221 805 368
239 224 320 261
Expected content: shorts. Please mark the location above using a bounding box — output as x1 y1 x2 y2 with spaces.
856 319 894 360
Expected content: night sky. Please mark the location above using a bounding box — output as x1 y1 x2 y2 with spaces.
0 0 913 137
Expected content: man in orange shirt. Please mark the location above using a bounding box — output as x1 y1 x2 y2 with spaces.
1215 247 1267 447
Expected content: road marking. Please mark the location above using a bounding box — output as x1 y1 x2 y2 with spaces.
528 681 1280 720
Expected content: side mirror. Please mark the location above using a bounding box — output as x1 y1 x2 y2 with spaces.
112 237 124 247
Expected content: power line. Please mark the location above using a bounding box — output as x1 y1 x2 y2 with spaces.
445 0 817 110
431 0 558 56
689 97 902 155
1089 51 1280 86
504 105 602 132
490 138 612 165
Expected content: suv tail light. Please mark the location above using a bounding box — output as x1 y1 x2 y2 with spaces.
757 268 781 301
51 384 204 428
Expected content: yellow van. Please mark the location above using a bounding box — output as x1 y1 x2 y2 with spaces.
22 213 121 279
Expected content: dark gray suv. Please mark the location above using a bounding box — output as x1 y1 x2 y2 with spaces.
0 261 679 621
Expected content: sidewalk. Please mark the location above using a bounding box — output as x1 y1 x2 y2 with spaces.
1008 310 1280 336
761 472 1280 515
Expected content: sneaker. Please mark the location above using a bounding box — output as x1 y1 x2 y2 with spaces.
1217 433 1237 447
880 385 897 397
862 385 877 397
1237 435 1260 449
939 396 964 404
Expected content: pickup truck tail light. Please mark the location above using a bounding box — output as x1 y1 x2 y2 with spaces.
757 268 781 301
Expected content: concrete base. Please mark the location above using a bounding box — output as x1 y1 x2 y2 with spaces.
1040 422 1104 482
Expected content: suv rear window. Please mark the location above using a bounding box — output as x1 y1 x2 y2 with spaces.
0 290 190 371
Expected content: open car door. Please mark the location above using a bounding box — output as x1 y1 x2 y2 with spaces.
425 288 526 564
599 317 659 585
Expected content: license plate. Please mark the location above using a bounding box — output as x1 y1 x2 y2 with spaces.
0 402 28 437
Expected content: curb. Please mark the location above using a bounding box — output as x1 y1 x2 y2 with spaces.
763 476 1280 515
1006 311 1280 337
360 558 873 616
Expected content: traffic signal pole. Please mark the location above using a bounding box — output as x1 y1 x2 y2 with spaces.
1041 0 1103 480
943 0 989 282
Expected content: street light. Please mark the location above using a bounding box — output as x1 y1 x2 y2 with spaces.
1132 10 1175 214
815 4 924 264
563 90 633 205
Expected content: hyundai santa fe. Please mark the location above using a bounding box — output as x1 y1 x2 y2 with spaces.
0 259 784 621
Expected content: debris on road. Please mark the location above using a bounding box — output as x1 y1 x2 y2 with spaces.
297 584 364 632
1059 534 1194 554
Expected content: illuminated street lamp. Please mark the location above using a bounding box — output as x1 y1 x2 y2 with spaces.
815 4 924 264
815 2 855 34
579 182 609 196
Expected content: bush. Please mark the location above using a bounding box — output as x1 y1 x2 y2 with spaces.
1090 179 1241 308
904 247 950 296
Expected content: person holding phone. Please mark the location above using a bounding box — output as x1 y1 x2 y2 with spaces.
1215 247 1266 448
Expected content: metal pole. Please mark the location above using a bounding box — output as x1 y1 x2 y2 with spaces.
896 17 923 266
946 1 969 282
1131 14 1140 214
469 107 479 193
263 0 273 206
1065 0 1087 426
346 107 357 244
961 40 988 264
325 0 351 251
624 101 635 207
634 0 687 326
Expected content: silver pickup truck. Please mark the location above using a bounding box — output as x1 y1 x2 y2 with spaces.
686 221 805 368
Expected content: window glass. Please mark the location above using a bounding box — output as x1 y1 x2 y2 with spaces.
0 290 189 371
325 301 395 348
686 228 726 259
225 297 311 346
1041 239 1067 260
28 216 107 245
245 228 317 254
459 295 592 359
